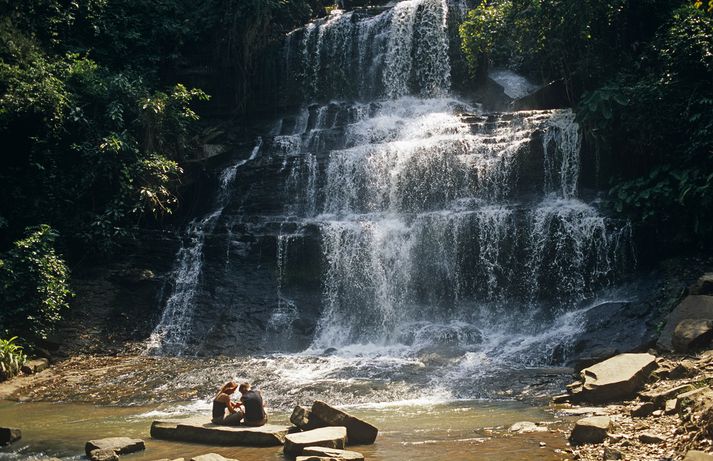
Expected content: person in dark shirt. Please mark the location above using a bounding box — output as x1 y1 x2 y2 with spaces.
239 382 268 426
212 381 243 425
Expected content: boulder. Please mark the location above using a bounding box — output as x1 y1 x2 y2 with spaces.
311 401 378 444
512 79 569 111
21 358 49 375
151 418 289 446
630 402 655 418
569 353 658 404
302 446 364 460
0 427 21 445
569 416 612 445
672 319 713 352
85 437 145 457
190 454 238 461
684 451 713 461
284 426 347 457
88 448 119 461
291 405 324 431
657 296 713 351
690 274 713 296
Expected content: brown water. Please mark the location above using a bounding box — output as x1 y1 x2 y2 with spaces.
0 400 570 460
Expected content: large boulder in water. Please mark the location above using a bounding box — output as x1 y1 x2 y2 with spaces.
657 295 713 351
568 353 657 404
85 437 145 457
310 401 378 445
291 405 324 431
672 319 713 352
283 426 347 456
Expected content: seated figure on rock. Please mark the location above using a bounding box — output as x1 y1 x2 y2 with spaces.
239 382 268 426
212 381 244 425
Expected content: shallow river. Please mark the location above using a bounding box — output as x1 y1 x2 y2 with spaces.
0 400 571 460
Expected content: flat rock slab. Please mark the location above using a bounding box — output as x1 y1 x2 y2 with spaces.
85 437 145 456
151 418 289 446
0 427 21 445
88 448 119 461
311 401 378 444
569 416 611 445
572 353 657 404
190 454 239 461
508 421 548 433
296 457 340 461
303 446 364 460
658 295 713 350
284 426 347 456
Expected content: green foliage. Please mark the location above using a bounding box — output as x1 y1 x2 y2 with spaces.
0 336 26 381
0 226 72 345
459 2 510 77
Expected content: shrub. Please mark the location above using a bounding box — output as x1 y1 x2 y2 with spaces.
0 225 72 345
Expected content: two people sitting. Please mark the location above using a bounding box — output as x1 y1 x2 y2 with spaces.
212 381 268 427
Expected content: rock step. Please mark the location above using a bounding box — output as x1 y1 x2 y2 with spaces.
284 426 347 457
150 418 289 446
303 446 364 460
569 416 611 445
85 437 145 457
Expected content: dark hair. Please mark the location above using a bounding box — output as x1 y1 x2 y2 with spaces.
238 382 251 393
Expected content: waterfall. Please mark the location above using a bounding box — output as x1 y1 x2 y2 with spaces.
148 0 635 393
145 138 262 355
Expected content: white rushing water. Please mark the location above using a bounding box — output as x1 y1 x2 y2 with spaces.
147 0 635 402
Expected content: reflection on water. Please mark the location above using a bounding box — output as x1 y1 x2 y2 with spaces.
0 400 569 461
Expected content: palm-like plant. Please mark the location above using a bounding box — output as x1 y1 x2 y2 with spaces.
0 337 27 381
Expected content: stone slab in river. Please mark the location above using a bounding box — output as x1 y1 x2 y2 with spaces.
88 448 119 461
311 401 378 444
151 418 289 446
0 427 21 445
571 353 657 403
291 405 324 431
673 319 713 352
284 426 347 456
569 416 611 445
190 454 239 461
85 437 145 456
303 446 364 460
296 457 340 461
657 295 713 350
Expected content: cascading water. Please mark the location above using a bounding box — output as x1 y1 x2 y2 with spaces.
148 0 635 404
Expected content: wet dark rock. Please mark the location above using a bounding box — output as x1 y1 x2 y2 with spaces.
0 427 21 445
283 426 347 456
150 418 289 446
311 400 378 444
672 319 713 352
569 416 611 445
322 348 337 356
291 405 325 431
657 295 713 351
85 437 145 457
512 80 569 111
